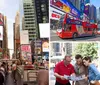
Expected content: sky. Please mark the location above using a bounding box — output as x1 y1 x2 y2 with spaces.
0 0 19 58
90 0 100 8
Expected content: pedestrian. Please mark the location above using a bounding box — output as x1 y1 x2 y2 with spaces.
54 55 75 85
0 64 5 85
37 70 49 85
73 54 88 85
83 57 100 85
12 61 17 83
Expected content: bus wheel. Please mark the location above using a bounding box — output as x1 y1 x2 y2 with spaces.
73 33 78 39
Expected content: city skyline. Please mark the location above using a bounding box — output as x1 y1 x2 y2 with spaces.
0 0 19 58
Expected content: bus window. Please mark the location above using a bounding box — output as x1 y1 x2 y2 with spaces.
64 24 71 31
58 21 63 29
59 14 65 21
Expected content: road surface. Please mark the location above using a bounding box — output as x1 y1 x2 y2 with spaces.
50 30 100 41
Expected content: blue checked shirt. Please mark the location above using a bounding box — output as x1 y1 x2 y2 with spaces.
88 64 100 81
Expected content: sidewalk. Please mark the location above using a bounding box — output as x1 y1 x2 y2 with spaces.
50 80 55 85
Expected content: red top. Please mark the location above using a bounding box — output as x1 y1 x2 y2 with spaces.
54 61 75 84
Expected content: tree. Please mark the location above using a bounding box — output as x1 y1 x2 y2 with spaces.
72 43 98 60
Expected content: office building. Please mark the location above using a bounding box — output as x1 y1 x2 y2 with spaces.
13 12 20 59
99 7 100 20
22 0 49 42
3 16 9 59
23 0 38 41
90 5 97 23
75 0 81 11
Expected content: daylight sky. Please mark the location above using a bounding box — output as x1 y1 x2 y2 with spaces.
0 0 19 58
90 0 100 8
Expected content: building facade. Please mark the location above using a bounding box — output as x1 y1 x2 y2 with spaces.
90 5 97 23
13 12 20 59
23 0 38 41
3 16 9 59
22 0 49 42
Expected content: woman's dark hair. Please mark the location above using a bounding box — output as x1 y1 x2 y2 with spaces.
83 57 91 62
75 54 82 59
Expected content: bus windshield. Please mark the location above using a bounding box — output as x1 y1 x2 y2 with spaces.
57 21 63 29
59 14 65 21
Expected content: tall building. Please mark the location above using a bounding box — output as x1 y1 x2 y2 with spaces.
75 0 81 11
23 0 38 41
99 7 100 20
90 5 97 23
3 16 9 59
13 12 20 59
22 0 49 41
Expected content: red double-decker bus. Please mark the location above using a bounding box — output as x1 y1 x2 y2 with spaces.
57 13 97 39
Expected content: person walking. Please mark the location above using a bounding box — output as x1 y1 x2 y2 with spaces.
83 57 100 85
54 55 75 85
37 69 49 85
73 54 88 85
0 64 5 85
12 61 17 83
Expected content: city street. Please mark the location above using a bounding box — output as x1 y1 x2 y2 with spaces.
50 30 100 41
6 73 15 85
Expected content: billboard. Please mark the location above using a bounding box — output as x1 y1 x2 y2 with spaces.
80 0 85 13
84 5 90 16
20 30 29 44
42 41 49 52
39 23 49 38
50 6 65 20
34 40 42 56
21 45 32 61
85 0 90 4
60 0 81 17
0 13 4 26
0 26 3 40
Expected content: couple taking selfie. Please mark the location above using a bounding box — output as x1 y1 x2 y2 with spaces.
54 54 100 85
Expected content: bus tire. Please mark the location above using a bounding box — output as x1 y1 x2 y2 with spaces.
72 33 78 39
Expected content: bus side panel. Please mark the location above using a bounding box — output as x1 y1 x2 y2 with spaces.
62 25 77 38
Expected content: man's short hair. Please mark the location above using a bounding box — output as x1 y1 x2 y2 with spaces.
75 54 82 59
64 54 71 60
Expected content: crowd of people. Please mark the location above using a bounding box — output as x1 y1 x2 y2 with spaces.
0 59 49 85
54 54 100 85
0 61 17 85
